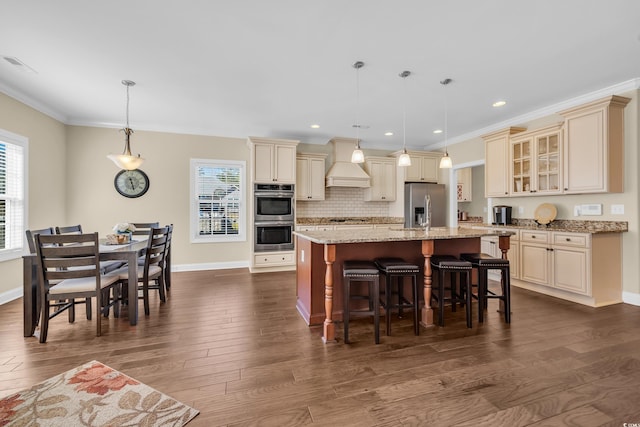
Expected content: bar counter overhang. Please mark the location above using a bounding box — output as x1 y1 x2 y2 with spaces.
293 227 514 343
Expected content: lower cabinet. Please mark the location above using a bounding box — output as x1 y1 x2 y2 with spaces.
518 230 621 306
250 250 296 273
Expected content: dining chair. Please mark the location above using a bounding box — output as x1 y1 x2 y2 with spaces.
131 222 159 236
163 224 173 290
34 232 120 343
55 224 83 235
114 226 170 315
26 227 55 254
27 227 94 323
56 224 124 274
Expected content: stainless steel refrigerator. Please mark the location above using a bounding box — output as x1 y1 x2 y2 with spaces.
404 182 447 228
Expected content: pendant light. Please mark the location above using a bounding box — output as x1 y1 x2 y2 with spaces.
350 61 365 164
107 80 145 170
397 70 412 167
439 78 453 169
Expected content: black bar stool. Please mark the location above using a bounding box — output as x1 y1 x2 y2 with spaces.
343 260 381 344
374 258 420 336
429 255 473 328
460 253 511 324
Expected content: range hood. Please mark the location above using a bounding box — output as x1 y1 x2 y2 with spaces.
325 137 371 187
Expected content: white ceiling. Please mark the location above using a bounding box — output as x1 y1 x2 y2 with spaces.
1 1 639 151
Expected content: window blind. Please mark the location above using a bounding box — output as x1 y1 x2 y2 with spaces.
0 139 25 254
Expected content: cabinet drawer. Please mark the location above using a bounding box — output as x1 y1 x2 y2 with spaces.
315 225 335 231
334 224 374 230
520 230 549 243
552 232 589 248
254 252 295 266
295 225 317 232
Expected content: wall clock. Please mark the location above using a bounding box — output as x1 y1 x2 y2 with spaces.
114 169 150 198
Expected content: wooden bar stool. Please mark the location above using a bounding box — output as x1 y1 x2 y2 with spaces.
374 258 420 336
429 255 473 328
460 253 511 324
343 261 381 344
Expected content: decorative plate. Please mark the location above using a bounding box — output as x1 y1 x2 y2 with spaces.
534 203 557 225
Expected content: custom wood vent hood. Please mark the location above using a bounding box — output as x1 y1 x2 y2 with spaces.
325 137 371 188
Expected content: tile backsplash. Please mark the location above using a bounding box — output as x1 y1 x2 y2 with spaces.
296 187 389 217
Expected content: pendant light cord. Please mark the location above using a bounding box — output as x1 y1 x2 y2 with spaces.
125 83 130 129
441 78 451 154
402 73 406 151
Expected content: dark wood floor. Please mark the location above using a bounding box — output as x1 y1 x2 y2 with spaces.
2 269 640 426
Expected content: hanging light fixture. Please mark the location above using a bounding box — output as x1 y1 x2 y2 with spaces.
439 78 453 169
350 61 365 163
397 70 412 167
107 80 144 170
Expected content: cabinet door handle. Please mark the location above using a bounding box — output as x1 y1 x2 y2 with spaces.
532 235 536 239
566 238 571 242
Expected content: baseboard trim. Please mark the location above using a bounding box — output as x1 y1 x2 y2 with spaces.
0 287 23 305
622 291 640 306
171 261 250 272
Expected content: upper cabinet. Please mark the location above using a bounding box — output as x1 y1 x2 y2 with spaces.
248 137 299 184
483 127 526 197
456 167 472 202
559 95 630 194
296 153 327 201
363 156 396 201
509 124 563 196
392 150 441 183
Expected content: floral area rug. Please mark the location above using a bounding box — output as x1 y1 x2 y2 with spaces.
0 360 198 426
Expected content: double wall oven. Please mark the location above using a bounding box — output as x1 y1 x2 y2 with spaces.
254 183 294 252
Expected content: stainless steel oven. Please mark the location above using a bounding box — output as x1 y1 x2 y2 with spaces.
254 183 294 222
254 222 294 252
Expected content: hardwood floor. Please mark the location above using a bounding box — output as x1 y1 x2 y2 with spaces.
2 269 640 426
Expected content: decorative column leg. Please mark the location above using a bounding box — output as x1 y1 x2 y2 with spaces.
322 244 337 343
420 240 435 327
498 235 511 314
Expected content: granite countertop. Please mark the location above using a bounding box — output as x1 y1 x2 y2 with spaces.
462 219 628 234
293 227 514 245
297 216 404 225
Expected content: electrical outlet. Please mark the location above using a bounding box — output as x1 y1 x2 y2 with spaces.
518 206 524 214
611 204 625 215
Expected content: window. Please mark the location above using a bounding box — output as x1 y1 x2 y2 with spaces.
190 159 246 243
0 129 28 261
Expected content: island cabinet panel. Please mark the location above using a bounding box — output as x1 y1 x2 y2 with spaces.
295 237 481 326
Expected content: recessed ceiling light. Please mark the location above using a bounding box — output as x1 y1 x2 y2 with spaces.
310 124 320 129
492 100 507 107
384 132 393 136
433 129 443 134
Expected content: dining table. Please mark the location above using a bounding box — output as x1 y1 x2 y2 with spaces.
22 238 150 337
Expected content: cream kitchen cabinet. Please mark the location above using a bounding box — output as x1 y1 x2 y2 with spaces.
510 124 563 196
296 153 327 201
517 229 622 306
456 167 472 202
363 156 396 201
249 137 298 184
520 230 589 295
392 151 441 183
559 95 630 194
483 127 526 197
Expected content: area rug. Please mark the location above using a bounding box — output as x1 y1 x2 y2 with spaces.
0 360 198 427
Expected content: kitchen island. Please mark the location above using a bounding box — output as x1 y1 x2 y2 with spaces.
294 227 513 343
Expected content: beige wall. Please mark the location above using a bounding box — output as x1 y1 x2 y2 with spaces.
0 93 67 295
65 126 250 268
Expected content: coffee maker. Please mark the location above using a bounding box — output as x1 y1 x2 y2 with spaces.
493 205 512 225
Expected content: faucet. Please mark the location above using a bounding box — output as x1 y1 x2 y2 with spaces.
422 194 431 231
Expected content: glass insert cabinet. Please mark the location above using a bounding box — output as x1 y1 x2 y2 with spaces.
510 124 562 196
